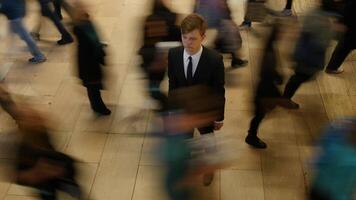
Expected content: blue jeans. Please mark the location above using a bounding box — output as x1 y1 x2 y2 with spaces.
9 18 44 58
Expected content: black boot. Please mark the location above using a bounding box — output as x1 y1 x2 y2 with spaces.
245 134 267 149
87 87 111 115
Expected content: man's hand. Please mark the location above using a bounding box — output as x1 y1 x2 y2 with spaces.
214 121 223 131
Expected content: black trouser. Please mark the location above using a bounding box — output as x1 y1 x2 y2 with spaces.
86 86 107 111
247 102 267 137
285 0 293 9
283 71 314 99
39 1 71 38
326 35 356 71
248 81 281 136
53 0 62 19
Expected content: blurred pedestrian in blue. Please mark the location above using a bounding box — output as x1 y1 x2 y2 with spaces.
0 0 46 63
310 117 356 200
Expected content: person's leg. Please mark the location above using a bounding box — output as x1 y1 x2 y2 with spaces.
40 2 73 44
283 71 313 100
240 0 253 28
37 182 57 200
149 80 168 112
245 101 267 148
285 0 293 10
86 86 111 115
53 0 63 20
9 18 46 63
281 0 293 16
325 37 353 73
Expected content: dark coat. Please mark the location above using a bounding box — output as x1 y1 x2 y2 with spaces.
0 0 26 20
73 20 106 88
168 46 225 121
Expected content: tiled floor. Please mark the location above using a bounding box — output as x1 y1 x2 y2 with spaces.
1 0 356 199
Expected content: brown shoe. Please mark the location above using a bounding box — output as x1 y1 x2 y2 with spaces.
203 173 214 186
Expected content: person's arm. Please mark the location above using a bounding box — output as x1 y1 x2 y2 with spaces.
167 49 177 92
213 54 225 123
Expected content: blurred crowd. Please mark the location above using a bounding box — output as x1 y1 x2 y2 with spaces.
0 0 355 199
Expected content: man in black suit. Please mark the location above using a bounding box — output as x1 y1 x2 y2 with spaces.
167 13 225 186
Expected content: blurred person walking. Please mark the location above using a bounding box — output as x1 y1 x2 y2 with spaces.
31 0 73 45
325 0 356 74
139 0 181 112
245 22 293 149
70 3 111 115
240 0 294 29
0 0 46 63
0 86 83 200
195 0 248 68
282 0 341 109
309 117 356 200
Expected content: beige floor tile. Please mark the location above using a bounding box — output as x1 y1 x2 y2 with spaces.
29 63 69 97
109 106 150 134
75 162 98 200
131 165 169 200
3 196 38 200
49 79 85 131
89 135 144 200
0 160 12 200
74 104 115 133
65 131 108 163
221 170 264 200
192 172 220 200
7 185 37 197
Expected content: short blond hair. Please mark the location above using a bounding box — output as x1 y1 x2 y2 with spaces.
180 14 207 35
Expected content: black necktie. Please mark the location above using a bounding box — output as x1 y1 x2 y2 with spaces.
187 56 193 84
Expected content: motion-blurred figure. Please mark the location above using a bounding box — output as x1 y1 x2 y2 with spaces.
168 14 225 186
160 85 225 200
31 0 73 45
0 86 83 200
325 0 356 74
70 2 111 115
139 0 181 112
0 0 46 63
282 0 340 108
245 22 293 149
195 0 248 67
310 118 356 200
240 0 294 29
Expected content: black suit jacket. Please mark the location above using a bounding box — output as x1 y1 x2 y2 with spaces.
168 46 225 121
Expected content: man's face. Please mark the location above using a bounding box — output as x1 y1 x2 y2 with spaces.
181 29 205 55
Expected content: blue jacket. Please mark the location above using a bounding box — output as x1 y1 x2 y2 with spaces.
0 0 26 20
312 118 356 200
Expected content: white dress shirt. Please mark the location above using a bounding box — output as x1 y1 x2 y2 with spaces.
183 46 203 78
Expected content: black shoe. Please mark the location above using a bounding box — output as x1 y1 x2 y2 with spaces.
245 135 267 149
93 107 111 116
57 36 74 45
239 21 252 30
203 173 214 186
231 58 248 68
285 99 300 109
